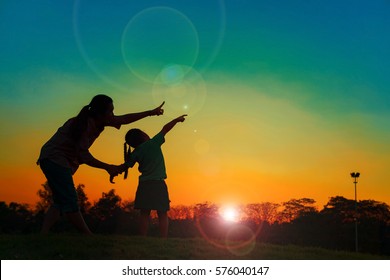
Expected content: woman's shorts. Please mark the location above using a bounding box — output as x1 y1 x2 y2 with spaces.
39 159 79 213
134 180 170 211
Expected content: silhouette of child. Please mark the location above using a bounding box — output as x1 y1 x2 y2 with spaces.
123 114 187 238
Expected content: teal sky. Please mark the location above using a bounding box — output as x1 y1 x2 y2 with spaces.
1 1 390 206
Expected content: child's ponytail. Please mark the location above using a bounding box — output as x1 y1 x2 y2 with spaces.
123 142 131 179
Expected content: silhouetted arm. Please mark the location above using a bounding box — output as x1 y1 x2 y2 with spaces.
83 155 124 183
110 102 165 128
160 115 187 136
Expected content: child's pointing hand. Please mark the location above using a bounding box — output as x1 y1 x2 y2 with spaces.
175 114 187 122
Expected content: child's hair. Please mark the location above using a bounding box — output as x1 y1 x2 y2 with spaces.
70 94 113 141
123 142 131 179
123 128 145 179
125 128 146 148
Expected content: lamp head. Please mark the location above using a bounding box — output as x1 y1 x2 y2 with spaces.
350 172 360 178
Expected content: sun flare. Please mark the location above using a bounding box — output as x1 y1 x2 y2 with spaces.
220 206 239 222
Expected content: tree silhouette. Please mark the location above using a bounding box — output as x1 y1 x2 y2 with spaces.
279 198 317 223
87 189 130 234
76 184 91 214
168 205 194 220
4 182 388 255
243 202 280 224
193 202 222 239
0 201 33 233
35 182 52 213
321 196 356 223
358 199 390 223
35 182 91 214
89 189 122 221
194 202 219 220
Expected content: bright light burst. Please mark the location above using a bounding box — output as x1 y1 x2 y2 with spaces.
220 206 240 222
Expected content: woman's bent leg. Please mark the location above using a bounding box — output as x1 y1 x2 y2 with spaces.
66 211 92 235
40 206 60 234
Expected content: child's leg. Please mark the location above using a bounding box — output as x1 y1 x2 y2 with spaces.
157 211 168 238
41 206 60 234
139 209 151 236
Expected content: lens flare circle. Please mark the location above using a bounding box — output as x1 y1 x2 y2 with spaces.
121 7 199 84
73 1 226 90
225 225 257 256
195 213 263 254
159 64 186 86
152 65 207 117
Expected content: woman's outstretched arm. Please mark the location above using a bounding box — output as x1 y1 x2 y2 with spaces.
110 102 165 128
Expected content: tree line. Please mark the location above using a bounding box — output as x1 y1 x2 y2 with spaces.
1 182 389 256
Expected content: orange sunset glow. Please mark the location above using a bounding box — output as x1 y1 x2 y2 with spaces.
1 85 389 209
1 1 390 212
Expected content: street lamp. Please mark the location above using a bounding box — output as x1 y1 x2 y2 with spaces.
350 172 360 252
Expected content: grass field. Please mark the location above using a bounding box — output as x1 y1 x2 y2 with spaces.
0 234 387 260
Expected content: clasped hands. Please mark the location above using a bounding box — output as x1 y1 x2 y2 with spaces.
107 164 127 184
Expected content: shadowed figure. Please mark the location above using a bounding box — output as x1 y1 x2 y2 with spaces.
37 94 164 234
119 114 187 238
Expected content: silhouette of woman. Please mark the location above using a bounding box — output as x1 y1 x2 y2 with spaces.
37 94 164 234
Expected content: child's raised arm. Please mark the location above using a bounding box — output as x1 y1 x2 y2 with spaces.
160 115 187 136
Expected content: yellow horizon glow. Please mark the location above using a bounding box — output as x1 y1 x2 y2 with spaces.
1 78 389 210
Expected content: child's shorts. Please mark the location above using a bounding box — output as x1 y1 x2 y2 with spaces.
39 159 79 213
134 180 170 211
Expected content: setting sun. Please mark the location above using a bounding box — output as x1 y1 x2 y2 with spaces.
220 206 240 222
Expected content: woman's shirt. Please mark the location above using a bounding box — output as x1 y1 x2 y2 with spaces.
38 117 119 174
126 132 167 181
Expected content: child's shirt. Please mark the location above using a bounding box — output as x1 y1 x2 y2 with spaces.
126 132 167 181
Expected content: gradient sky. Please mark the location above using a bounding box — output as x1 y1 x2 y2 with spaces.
1 0 389 209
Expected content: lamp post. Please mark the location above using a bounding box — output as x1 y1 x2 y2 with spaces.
350 172 360 252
